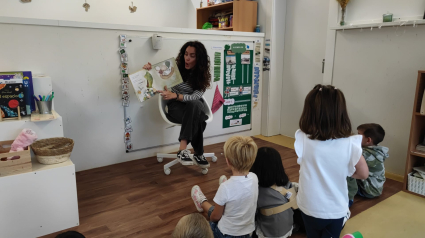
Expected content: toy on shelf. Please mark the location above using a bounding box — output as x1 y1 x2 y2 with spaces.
10 129 37 153
5 129 37 160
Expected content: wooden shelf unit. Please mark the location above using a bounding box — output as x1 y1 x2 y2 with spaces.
197 1 257 32
403 70 425 197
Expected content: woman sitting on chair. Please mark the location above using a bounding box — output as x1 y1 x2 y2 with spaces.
143 41 211 168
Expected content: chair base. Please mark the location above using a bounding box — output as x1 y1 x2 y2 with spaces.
156 153 217 175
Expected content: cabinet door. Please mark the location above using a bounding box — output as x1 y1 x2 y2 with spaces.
233 1 258 32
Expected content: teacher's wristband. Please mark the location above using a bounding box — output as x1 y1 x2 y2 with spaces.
175 93 179 100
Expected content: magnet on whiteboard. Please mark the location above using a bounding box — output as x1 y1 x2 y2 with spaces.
120 35 127 48
125 125 133 132
122 99 130 107
125 117 132 124
126 142 133 151
125 132 131 142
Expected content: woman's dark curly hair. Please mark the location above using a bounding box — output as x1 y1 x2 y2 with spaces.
176 41 211 92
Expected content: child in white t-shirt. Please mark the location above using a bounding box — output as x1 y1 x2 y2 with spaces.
191 136 258 238
295 85 369 238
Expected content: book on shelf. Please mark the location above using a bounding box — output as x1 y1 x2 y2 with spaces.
416 144 425 152
413 167 425 179
0 71 35 118
420 88 425 114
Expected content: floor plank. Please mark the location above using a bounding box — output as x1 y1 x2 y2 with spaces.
40 138 401 238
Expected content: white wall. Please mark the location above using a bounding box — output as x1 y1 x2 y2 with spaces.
332 26 425 176
187 0 200 29
280 0 330 137
0 0 191 28
322 0 425 176
263 0 286 136
344 0 425 24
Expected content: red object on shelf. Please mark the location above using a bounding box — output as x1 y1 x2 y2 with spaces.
209 17 219 27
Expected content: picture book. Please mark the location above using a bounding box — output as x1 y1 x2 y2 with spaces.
0 71 34 114
0 82 27 119
129 58 183 102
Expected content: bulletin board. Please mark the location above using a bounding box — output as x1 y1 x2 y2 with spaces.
123 36 257 152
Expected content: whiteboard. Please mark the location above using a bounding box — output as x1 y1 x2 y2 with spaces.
125 36 255 151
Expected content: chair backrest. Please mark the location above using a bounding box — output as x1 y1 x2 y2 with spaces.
158 95 213 126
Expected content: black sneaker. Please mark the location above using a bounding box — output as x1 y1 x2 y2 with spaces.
177 149 193 166
193 154 210 168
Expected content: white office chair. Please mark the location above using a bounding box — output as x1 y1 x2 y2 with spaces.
157 95 217 175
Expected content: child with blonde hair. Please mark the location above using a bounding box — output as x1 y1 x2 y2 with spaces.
295 85 369 237
172 213 214 238
191 136 258 238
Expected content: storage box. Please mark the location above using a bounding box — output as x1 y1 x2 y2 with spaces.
0 140 32 176
407 172 425 196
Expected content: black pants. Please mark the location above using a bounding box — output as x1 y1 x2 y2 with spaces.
166 99 208 155
301 211 344 238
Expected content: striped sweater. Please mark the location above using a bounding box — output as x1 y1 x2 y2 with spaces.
171 82 205 102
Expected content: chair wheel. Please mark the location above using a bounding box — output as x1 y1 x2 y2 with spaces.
201 168 208 175
157 157 163 163
164 168 171 175
212 156 217 162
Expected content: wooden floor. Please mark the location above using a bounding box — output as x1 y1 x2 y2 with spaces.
41 138 402 238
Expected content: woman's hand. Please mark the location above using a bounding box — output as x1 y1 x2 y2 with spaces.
143 62 152 70
157 86 177 100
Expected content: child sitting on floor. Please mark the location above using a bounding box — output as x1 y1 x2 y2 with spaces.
347 123 389 206
190 136 258 238
250 147 298 238
172 213 214 238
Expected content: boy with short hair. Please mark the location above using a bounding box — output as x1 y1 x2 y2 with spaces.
191 136 258 238
347 123 389 206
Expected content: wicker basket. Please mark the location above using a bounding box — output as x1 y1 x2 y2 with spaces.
31 137 74 165
407 172 425 196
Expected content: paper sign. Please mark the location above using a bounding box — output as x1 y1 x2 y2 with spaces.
224 98 235 105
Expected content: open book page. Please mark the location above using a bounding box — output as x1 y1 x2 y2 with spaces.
129 57 183 103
